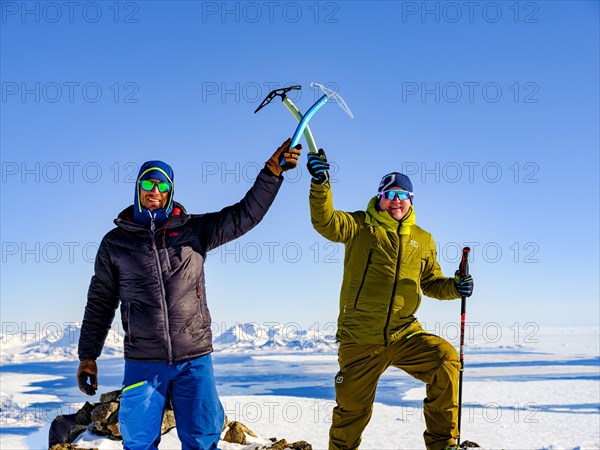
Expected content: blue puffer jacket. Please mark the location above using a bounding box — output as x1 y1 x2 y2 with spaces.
78 168 282 362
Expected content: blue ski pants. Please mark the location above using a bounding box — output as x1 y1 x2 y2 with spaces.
118 354 224 450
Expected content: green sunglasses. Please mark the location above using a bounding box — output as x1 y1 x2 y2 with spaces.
139 179 172 193
381 189 412 201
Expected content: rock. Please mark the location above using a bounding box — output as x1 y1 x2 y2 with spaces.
65 425 90 444
223 421 257 445
99 390 121 403
288 441 312 450
49 413 78 447
259 439 312 450
106 411 120 437
90 401 119 434
161 409 177 435
74 402 95 425
269 439 288 450
49 402 96 446
460 440 481 448
50 444 98 450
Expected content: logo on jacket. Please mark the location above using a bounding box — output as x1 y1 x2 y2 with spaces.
169 232 180 237
410 240 418 247
335 374 344 384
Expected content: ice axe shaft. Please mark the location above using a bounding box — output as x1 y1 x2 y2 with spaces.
290 94 328 148
282 97 318 154
282 96 327 184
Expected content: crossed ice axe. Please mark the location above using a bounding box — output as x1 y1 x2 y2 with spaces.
254 83 353 184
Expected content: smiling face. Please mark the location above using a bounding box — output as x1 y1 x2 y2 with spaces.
139 178 170 211
378 186 412 221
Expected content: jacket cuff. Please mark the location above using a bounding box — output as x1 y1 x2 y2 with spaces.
310 180 331 195
261 165 284 180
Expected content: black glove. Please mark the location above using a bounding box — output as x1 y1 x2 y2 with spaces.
265 138 302 177
454 270 474 297
306 149 330 185
77 359 98 396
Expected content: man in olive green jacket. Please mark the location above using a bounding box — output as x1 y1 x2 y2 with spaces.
307 151 474 450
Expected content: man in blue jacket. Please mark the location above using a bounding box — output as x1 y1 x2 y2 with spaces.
76 139 300 450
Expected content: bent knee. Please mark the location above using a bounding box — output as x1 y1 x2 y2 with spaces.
430 338 459 363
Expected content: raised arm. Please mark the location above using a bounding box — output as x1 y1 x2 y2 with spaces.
196 139 300 251
309 182 358 244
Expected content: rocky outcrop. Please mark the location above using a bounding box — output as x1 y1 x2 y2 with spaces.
50 391 312 449
49 390 176 447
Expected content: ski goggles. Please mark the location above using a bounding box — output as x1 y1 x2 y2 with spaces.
381 189 413 201
139 179 172 193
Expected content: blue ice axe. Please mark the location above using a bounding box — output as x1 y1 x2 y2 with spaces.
254 83 353 180
290 82 353 149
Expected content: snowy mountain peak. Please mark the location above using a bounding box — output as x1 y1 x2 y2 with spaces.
212 322 337 353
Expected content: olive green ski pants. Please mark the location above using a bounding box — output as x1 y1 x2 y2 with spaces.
329 324 460 450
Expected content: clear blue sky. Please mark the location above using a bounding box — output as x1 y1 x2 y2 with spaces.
1 1 598 337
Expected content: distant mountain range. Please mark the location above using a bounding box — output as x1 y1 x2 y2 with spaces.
0 322 123 363
212 322 337 353
0 322 337 363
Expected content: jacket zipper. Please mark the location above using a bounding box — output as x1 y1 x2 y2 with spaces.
150 218 173 363
353 250 373 309
383 226 402 346
126 302 133 343
161 219 174 273
162 236 171 272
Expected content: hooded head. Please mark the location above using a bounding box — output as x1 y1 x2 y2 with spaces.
133 160 175 228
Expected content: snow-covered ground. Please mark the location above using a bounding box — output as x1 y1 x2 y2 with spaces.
1 326 598 449
19 386 600 450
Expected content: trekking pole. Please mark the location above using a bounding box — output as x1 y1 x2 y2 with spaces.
457 246 471 446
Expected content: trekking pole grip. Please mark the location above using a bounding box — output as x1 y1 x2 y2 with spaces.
459 247 470 277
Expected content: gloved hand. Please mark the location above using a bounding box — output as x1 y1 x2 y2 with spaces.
306 149 330 185
77 359 98 396
454 271 474 297
264 138 302 177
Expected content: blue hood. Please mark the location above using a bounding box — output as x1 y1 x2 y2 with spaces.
133 160 175 229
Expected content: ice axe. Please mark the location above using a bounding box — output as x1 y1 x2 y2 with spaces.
254 83 353 181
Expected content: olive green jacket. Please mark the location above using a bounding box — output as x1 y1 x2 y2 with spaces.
310 182 459 345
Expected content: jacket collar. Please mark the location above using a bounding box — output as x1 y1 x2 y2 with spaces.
365 196 416 234
115 201 188 232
